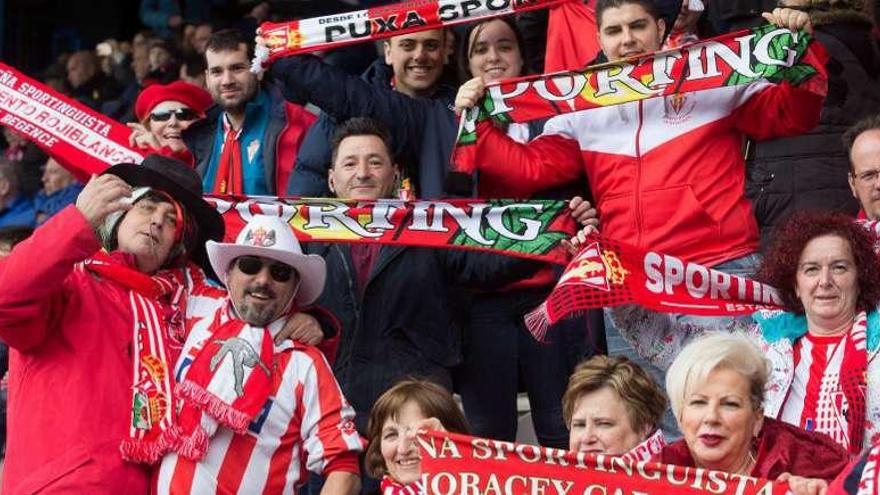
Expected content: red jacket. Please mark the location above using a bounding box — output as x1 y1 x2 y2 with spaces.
474 81 824 267
0 207 153 494
656 417 849 482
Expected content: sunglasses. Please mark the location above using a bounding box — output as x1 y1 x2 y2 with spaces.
149 108 200 122
235 256 295 283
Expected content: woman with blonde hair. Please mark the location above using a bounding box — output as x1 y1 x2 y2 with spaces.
658 333 849 495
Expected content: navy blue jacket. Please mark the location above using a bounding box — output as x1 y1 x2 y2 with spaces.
306 242 540 432
271 56 458 199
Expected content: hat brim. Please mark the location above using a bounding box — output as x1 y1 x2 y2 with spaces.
104 163 225 271
206 241 326 307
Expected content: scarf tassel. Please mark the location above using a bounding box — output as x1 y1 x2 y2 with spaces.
119 426 186 464
174 424 210 461
178 379 253 434
524 301 552 342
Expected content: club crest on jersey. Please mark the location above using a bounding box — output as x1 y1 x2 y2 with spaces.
663 93 696 125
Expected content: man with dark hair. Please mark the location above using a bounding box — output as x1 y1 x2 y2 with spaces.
0 158 35 229
0 155 224 493
311 117 539 445
184 29 316 196
845 115 880 220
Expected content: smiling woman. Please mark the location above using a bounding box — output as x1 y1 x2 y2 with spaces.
129 80 213 160
365 379 470 493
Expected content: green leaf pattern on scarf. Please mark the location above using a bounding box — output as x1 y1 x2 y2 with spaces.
449 199 568 255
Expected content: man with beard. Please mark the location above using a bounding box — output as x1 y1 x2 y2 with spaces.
184 29 317 196
154 215 362 495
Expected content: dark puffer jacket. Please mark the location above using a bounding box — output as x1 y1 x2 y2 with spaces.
747 19 880 247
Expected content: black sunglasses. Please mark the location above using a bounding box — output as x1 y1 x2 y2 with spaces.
149 108 200 122
235 256 295 283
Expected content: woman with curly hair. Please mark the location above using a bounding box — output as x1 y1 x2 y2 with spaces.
610 210 880 455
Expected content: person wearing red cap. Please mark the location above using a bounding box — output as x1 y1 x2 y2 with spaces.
128 80 213 165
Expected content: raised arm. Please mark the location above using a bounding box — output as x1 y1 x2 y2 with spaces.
454 77 584 197
0 174 132 349
269 55 449 160
733 11 826 140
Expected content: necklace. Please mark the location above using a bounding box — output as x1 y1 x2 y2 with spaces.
735 450 757 475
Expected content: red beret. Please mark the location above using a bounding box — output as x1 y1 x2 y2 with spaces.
134 81 213 122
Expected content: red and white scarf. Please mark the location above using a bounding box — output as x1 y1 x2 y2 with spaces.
82 251 190 464
617 428 666 464
173 302 277 460
381 476 424 495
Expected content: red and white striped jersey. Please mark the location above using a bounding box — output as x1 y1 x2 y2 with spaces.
781 321 867 451
155 292 364 494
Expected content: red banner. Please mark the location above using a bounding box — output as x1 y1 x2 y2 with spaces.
525 233 783 339
209 195 576 265
417 431 787 495
0 62 144 180
254 0 570 69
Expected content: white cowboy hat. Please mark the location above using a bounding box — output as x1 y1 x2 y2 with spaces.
206 215 326 306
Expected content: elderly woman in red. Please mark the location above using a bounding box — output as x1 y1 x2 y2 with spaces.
128 80 212 163
657 333 849 495
613 210 880 456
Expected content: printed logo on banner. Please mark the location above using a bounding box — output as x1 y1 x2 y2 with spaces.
558 242 628 291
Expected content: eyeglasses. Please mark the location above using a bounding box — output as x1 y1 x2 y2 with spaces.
149 108 200 122
235 256 295 283
854 169 880 184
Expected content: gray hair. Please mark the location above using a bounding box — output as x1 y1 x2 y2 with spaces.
666 332 769 421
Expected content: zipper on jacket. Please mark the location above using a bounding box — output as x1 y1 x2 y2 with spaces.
336 245 361 386
634 100 645 247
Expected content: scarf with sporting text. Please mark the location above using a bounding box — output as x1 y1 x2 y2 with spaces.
450 24 827 181
525 232 784 339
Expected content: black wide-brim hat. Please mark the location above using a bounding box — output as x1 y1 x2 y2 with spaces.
102 154 225 270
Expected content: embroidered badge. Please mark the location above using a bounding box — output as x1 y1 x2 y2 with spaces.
244 226 276 247
662 93 696 125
